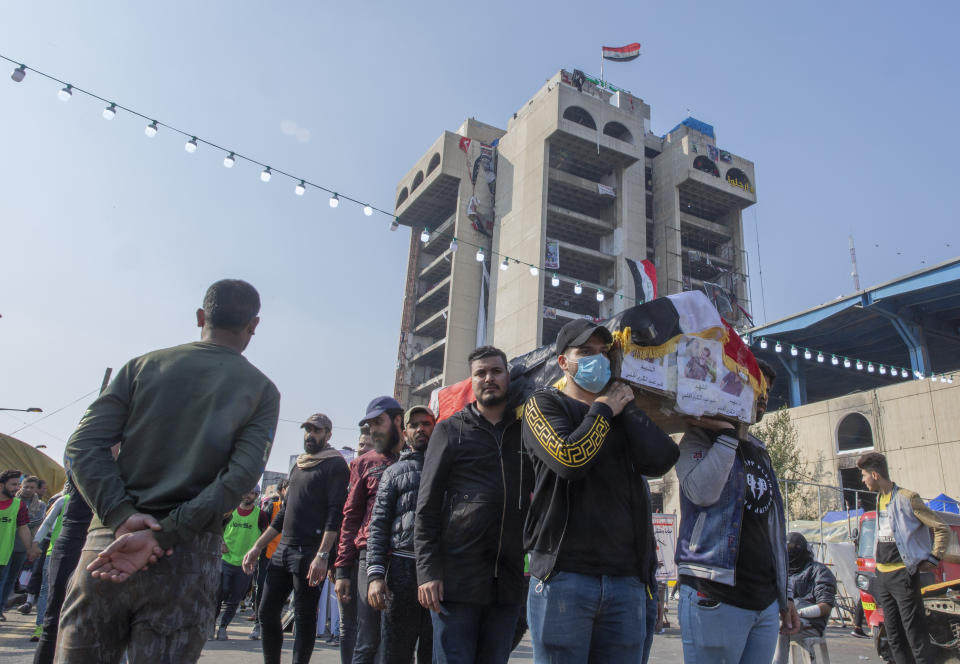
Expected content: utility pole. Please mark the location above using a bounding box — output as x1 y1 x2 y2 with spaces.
849 235 861 292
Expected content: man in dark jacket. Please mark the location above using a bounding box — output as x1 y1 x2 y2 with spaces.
366 405 436 664
242 413 349 664
415 345 532 664
773 532 837 664
522 318 679 663
335 396 406 664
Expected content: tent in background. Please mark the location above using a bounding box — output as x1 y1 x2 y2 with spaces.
927 493 960 514
822 508 864 523
0 433 66 494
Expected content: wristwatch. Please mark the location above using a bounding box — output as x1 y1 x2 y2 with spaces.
317 551 330 560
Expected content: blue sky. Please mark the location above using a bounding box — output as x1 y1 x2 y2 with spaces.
1 2 956 471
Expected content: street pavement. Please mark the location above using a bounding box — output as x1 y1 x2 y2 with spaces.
0 598 885 663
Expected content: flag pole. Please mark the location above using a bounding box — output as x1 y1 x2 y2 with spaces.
600 47 604 90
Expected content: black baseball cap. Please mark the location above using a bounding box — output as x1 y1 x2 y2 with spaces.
555 318 613 355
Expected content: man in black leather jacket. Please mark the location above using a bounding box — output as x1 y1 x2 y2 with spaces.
415 346 533 664
366 406 436 664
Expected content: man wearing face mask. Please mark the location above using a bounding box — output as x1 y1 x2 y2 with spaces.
243 413 349 664
772 532 836 664
366 406 436 663
522 319 679 663
335 396 406 664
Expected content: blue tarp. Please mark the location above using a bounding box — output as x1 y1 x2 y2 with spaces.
822 508 864 523
927 493 960 514
667 117 715 139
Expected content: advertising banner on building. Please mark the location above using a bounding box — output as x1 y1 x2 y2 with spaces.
544 240 560 270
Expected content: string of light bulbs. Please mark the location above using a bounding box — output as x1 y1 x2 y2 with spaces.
745 335 955 384
2 52 644 306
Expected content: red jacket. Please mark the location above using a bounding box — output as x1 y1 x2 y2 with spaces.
334 449 398 574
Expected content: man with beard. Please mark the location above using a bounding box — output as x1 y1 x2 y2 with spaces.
243 413 349 664
772 533 836 664
335 396 405 664
416 346 532 664
366 406 436 664
212 487 271 640
0 471 41 620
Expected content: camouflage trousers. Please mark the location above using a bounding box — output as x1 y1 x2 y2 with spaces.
56 529 220 664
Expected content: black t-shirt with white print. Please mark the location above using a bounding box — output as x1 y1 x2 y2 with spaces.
682 437 779 610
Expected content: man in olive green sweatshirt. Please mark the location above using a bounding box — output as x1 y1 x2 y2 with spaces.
56 279 280 664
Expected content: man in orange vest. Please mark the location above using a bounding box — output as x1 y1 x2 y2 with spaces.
249 479 287 640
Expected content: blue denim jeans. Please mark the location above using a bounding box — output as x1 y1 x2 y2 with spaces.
0 549 28 609
35 556 52 626
642 588 658 664
527 571 647 663
677 584 780 664
432 601 521 664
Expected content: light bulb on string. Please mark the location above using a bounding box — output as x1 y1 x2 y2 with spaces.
475 248 485 262
145 121 158 137
260 167 272 183
914 370 922 379
10 65 26 82
817 352 824 363
295 181 306 196
529 266 539 277
941 375 948 383
844 357 851 368
596 289 605 302
500 257 509 271
803 348 812 360
775 341 782 353
879 365 887 375
390 218 400 231
949 376 954 384
185 137 198 153
867 363 875 373
551 273 560 287
363 205 373 217
420 228 430 243
58 84 72 101
900 368 908 378
102 103 117 120
831 355 839 366
790 345 798 357
759 338 768 350
329 193 340 208
449 237 458 252
223 152 235 168
856 360 863 371
574 282 583 295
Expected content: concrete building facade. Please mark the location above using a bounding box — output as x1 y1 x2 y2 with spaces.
393 70 758 405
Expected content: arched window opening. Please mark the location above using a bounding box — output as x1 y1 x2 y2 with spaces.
396 187 409 208
837 413 874 452
411 171 424 192
693 156 719 177
562 106 597 130
603 121 634 144
427 153 441 175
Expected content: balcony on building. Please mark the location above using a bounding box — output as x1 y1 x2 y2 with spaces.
394 134 463 230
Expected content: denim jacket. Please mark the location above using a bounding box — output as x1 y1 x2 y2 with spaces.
879 484 949 574
675 427 791 609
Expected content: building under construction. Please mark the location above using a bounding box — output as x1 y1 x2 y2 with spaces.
393 69 758 406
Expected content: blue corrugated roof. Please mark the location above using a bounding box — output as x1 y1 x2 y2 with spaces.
668 117 715 139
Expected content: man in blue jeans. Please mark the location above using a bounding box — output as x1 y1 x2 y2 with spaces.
521 319 679 663
675 359 799 664
415 346 532 664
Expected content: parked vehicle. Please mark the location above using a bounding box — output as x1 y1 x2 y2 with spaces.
855 509 960 663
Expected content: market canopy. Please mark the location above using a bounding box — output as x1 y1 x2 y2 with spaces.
927 493 960 514
0 432 66 494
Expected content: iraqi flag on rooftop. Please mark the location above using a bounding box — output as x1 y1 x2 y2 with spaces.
602 43 641 62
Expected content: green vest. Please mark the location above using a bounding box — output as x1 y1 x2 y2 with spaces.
222 506 260 567
1 497 21 566
47 494 71 556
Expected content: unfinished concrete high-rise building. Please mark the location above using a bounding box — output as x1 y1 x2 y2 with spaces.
393 70 756 406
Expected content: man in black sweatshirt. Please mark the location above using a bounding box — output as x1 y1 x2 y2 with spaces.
522 319 679 664
415 346 533 664
242 413 349 664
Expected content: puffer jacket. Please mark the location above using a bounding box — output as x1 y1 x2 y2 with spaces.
366 448 424 580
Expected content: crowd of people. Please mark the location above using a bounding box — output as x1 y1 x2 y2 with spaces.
1 278 951 664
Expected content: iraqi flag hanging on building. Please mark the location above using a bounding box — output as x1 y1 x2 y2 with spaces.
626 258 658 303
602 43 642 62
